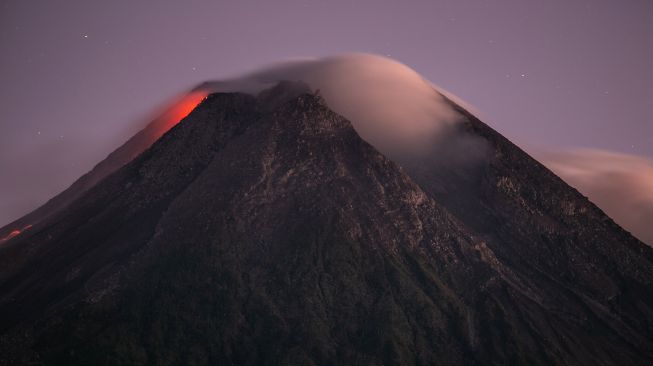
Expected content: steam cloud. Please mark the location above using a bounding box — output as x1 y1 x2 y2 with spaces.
199 54 465 159
538 148 653 246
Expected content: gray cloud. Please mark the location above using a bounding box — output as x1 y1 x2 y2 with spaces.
537 148 653 246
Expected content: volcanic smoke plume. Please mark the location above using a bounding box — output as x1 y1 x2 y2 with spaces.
198 54 464 159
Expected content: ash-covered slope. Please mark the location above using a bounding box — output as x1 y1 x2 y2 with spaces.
1 84 653 366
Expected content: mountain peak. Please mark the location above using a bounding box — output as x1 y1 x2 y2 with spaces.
1 78 653 365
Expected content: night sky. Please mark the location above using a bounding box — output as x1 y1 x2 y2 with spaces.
1 0 652 231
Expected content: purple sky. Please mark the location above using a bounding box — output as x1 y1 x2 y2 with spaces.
1 0 652 227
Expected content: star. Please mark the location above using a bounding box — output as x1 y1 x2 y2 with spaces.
83 34 89 39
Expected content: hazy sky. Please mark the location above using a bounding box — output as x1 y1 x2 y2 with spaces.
1 0 652 227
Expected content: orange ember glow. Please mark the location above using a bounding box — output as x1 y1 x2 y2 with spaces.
0 224 32 243
158 91 208 132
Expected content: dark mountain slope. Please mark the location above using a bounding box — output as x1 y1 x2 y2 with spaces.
403 101 653 357
0 86 652 365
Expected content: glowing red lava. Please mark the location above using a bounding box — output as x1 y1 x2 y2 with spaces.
0 224 33 243
157 91 208 132
0 91 208 246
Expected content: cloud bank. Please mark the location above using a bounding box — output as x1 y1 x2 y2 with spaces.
538 149 653 246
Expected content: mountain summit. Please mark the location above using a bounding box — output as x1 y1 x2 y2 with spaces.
1 57 653 365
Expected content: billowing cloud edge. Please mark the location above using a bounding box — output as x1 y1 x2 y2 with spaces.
535 148 653 246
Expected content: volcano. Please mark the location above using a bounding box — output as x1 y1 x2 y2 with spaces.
1 55 652 365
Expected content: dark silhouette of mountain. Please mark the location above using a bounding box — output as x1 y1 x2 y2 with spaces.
1 82 652 365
